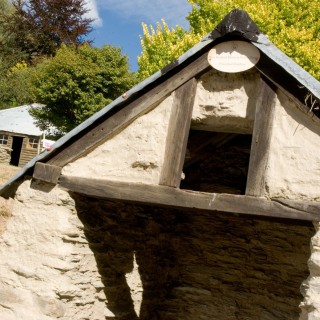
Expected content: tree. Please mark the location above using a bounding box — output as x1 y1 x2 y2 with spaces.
0 61 33 110
0 0 24 75
0 0 31 109
138 20 202 79
0 0 93 61
138 0 320 81
29 44 137 135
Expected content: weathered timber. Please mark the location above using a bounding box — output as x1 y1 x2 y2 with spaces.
246 79 277 196
59 176 320 221
159 78 197 187
48 53 211 167
33 162 62 184
272 198 320 215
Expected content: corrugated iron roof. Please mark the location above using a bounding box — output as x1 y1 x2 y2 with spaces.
0 104 43 136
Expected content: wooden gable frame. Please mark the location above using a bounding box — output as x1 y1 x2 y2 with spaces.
31 10 320 222
32 74 320 222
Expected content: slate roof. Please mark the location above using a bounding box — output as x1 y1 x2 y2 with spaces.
1 9 320 196
0 105 43 136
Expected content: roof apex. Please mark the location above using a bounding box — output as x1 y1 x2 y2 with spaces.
210 9 262 42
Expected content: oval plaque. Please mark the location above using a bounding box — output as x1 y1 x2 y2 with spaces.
208 41 260 73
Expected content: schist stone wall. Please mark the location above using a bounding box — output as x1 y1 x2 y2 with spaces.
0 69 320 319
0 180 314 319
0 145 11 165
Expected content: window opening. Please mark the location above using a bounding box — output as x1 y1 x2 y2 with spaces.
0 134 8 145
180 130 252 195
27 137 39 149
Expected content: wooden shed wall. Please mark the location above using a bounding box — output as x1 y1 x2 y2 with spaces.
19 136 39 167
0 131 40 166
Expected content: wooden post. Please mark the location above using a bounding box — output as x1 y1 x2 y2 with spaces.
159 78 197 187
246 79 277 196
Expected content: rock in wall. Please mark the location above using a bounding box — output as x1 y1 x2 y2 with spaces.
0 145 11 164
0 180 108 320
300 222 320 320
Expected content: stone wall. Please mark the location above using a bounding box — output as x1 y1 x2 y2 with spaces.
72 195 313 320
0 145 11 164
300 222 320 320
0 180 108 320
266 90 320 201
0 180 313 319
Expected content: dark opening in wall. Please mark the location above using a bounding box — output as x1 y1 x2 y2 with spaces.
181 130 252 194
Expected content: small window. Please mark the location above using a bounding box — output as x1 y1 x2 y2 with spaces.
0 134 8 145
27 137 39 149
181 130 252 195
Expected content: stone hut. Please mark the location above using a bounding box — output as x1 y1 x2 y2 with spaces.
0 9 320 320
0 105 44 166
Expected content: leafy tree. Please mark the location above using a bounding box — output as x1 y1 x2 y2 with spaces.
0 0 31 109
138 20 202 79
29 44 138 134
0 61 34 110
0 0 93 61
0 0 22 74
138 0 320 80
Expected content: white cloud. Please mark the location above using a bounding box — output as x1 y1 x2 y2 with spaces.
95 0 191 28
84 0 103 27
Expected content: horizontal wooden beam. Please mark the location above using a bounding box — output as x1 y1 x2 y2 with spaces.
48 52 210 167
33 162 62 184
58 176 320 221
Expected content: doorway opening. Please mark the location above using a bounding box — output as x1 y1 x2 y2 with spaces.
10 136 23 166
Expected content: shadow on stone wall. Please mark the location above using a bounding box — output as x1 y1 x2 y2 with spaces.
73 194 313 320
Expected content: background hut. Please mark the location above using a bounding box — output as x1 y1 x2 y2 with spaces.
0 105 43 166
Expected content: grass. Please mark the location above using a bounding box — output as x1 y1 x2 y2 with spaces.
0 164 19 233
0 197 12 217
0 164 19 187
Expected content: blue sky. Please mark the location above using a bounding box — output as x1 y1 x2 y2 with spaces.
84 0 192 71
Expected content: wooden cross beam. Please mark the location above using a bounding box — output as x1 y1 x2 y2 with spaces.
58 175 320 222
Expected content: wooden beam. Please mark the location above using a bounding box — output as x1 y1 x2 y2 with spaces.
33 162 62 184
246 79 277 196
48 53 211 167
58 176 320 221
159 78 197 187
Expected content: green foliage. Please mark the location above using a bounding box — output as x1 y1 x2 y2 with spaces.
0 0 94 111
0 0 93 62
138 0 320 80
0 61 34 110
0 0 26 81
138 20 202 79
29 44 137 134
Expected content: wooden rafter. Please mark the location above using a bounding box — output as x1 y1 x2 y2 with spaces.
47 52 211 168
33 162 62 184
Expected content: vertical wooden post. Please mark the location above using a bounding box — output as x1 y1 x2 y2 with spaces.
246 79 277 196
159 78 197 187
